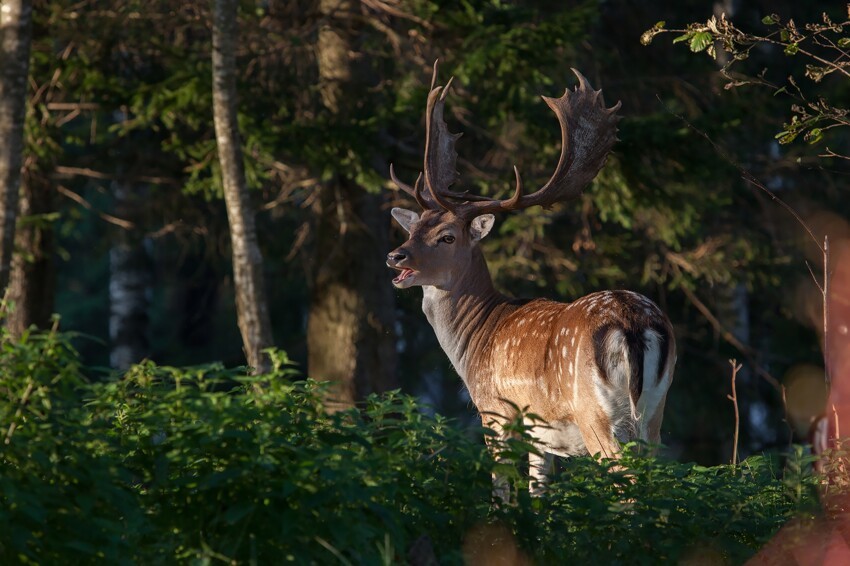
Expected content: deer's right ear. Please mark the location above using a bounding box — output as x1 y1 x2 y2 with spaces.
469 214 495 242
391 208 420 234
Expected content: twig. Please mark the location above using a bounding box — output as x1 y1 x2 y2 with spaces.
54 165 178 186
819 148 850 161
728 359 742 466
361 0 433 28
823 236 830 383
674 269 781 391
46 102 100 111
4 380 34 445
56 185 135 229
657 96 823 253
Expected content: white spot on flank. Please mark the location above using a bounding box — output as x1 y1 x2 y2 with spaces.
572 335 582 404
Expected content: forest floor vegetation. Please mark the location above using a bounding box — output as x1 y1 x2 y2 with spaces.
0 326 829 564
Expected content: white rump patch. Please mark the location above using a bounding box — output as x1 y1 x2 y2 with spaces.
635 329 671 440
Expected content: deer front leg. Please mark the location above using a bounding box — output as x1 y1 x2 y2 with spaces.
482 414 512 504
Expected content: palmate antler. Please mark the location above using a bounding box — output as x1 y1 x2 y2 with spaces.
390 60 621 220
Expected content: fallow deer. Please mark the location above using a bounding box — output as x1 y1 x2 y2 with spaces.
386 63 676 496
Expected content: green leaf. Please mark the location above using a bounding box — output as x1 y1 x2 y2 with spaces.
689 32 713 53
784 43 799 55
775 130 797 144
805 128 823 144
761 15 778 25
839 38 850 47
672 33 692 44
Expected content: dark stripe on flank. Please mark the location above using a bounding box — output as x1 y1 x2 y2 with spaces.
654 325 671 384
592 324 613 384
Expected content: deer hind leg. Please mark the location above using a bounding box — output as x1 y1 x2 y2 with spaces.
575 413 623 461
578 328 639 461
528 450 554 496
634 333 675 452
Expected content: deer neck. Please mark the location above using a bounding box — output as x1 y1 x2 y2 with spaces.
421 248 506 384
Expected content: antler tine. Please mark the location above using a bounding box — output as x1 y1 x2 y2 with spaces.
387 60 462 213
526 69 620 206
453 69 620 220
389 163 415 195
411 172 429 210
390 164 433 210
430 59 439 91
421 60 465 214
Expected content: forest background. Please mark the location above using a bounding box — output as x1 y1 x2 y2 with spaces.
4 0 849 466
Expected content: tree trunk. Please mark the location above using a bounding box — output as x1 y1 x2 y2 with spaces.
211 0 274 374
308 0 397 409
0 0 32 299
6 172 55 337
108 182 151 370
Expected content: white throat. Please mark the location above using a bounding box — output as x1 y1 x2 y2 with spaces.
422 285 470 382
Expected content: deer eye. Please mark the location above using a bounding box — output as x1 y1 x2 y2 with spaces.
439 234 455 244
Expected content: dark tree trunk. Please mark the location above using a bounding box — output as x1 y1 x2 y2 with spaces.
308 180 398 408
108 182 151 370
0 0 32 299
6 172 55 337
211 0 274 373
308 0 397 409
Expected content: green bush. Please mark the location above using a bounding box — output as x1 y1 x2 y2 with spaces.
0 328 821 564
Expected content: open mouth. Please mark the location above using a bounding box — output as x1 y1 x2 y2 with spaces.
392 268 416 285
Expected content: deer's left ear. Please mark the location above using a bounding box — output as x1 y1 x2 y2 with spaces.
469 214 495 242
391 208 420 233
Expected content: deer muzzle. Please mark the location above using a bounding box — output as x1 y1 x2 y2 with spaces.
386 249 418 288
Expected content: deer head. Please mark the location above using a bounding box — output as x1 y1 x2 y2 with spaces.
387 61 621 290
387 207 494 290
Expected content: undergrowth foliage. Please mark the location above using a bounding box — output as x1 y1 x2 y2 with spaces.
1 328 821 564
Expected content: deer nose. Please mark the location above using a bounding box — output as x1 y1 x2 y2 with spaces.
387 251 407 263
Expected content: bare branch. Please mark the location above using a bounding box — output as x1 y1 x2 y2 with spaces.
56 185 135 229
658 96 825 254
674 267 781 392
727 359 742 466
46 102 100 111
54 165 178 186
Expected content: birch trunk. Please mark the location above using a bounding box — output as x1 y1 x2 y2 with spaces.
211 0 273 373
108 182 150 370
0 0 32 299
